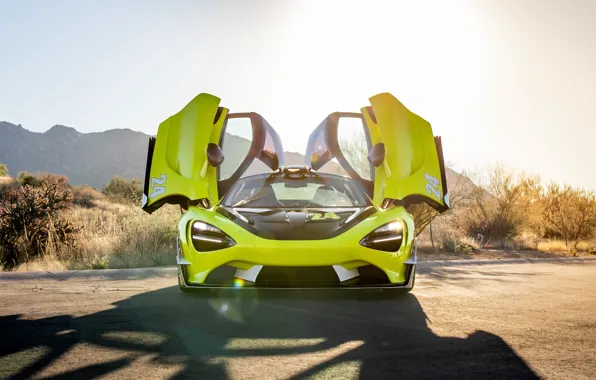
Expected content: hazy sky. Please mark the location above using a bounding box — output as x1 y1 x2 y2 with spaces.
1 0 595 189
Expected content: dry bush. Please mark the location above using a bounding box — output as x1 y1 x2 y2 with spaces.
109 205 178 267
102 176 143 204
416 214 467 252
575 240 596 252
57 201 179 269
0 177 18 198
537 240 569 253
2 172 179 271
538 184 596 248
0 175 79 269
0 162 8 177
72 185 104 208
16 171 52 187
455 164 527 248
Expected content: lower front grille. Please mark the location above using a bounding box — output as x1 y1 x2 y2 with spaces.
255 266 340 287
193 264 397 288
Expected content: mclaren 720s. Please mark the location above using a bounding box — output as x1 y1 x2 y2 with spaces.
142 92 449 292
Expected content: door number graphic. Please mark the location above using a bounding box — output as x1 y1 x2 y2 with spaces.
424 173 441 200
150 174 167 198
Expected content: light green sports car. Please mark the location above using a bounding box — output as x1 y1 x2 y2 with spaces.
142 92 449 292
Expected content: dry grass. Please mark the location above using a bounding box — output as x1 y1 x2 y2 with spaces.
534 239 596 253
13 199 180 271
537 240 569 253
415 215 596 257
6 195 596 271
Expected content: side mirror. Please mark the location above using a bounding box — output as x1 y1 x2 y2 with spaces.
367 143 385 167
206 143 225 167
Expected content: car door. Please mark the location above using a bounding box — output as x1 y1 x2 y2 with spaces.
142 93 284 214
305 92 449 212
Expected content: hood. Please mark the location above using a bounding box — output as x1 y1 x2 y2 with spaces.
216 207 376 240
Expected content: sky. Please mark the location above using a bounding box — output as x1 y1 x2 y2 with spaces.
1 0 595 189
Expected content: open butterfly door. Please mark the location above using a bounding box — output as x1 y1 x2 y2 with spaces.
142 93 284 214
305 92 449 213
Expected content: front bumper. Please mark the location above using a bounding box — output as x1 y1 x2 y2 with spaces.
177 206 417 289
177 261 417 290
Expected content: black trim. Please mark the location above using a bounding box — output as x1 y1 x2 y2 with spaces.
213 107 225 124
435 136 449 205
389 195 448 213
142 136 156 213
216 206 377 240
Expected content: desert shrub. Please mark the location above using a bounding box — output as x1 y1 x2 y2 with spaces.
537 240 568 253
66 201 178 269
440 239 474 254
102 176 143 204
0 178 18 198
91 254 109 269
442 240 456 252
539 184 596 248
111 206 178 265
456 164 526 248
72 185 103 208
462 211 521 248
16 171 48 188
0 175 79 270
574 241 596 252
455 241 474 254
0 162 8 177
588 248 596 255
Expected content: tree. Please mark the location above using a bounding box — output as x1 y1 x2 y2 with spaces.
540 183 596 248
457 163 526 247
0 162 8 177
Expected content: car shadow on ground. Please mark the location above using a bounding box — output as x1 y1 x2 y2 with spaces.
0 287 539 379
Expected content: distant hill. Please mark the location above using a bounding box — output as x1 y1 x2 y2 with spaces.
0 121 468 193
0 121 313 188
0 122 149 188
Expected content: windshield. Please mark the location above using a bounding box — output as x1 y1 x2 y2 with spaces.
221 172 369 208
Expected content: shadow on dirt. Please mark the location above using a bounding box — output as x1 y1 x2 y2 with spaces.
0 287 539 379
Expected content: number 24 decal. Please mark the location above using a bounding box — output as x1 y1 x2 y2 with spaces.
425 173 441 200
150 174 167 199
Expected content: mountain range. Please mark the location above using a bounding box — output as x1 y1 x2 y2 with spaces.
0 122 316 188
0 121 467 192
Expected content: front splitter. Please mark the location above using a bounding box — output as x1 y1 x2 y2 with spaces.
178 264 416 290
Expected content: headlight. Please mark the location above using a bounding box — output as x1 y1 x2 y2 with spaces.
359 221 404 252
191 221 236 252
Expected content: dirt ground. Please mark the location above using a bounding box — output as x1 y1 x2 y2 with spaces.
1 260 595 379
417 248 596 261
